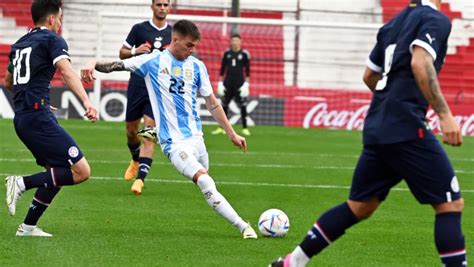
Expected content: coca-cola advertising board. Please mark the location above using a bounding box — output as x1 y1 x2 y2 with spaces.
285 90 474 136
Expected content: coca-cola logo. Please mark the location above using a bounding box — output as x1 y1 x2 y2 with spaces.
302 103 474 136
426 110 474 136
303 103 369 130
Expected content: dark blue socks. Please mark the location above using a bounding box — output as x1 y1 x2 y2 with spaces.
23 167 74 189
435 212 466 267
137 157 153 181
24 187 61 226
127 142 140 162
299 202 359 258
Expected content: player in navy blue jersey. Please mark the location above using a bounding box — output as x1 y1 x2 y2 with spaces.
271 0 466 266
4 0 97 237
119 0 172 195
212 34 251 136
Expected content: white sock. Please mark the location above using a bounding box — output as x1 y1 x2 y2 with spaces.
196 174 247 232
290 246 310 267
21 223 36 230
18 177 26 192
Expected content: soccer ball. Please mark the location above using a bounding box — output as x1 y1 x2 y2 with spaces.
258 209 290 237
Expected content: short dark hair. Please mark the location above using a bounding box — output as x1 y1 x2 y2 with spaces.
231 33 241 39
172 20 201 40
152 0 170 4
31 0 62 24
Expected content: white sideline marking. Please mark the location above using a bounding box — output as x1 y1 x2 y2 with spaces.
0 173 473 193
1 157 473 173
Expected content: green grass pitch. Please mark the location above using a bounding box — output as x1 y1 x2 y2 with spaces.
0 118 472 266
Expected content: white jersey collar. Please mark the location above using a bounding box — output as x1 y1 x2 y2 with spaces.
421 0 438 11
29 26 48 33
149 19 168 31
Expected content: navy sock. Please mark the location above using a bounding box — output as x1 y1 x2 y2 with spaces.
24 187 60 225
137 157 153 181
299 202 359 258
128 142 140 162
435 212 467 267
23 167 74 190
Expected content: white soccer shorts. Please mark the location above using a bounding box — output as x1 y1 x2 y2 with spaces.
166 136 209 179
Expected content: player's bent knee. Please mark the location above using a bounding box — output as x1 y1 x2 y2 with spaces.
71 158 91 183
348 198 380 220
192 169 208 183
126 127 138 139
433 198 464 213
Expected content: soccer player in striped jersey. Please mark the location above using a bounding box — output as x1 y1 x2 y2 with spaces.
271 0 466 266
81 20 258 239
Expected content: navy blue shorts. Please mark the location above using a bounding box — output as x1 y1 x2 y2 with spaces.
14 111 84 168
349 137 461 204
126 84 154 122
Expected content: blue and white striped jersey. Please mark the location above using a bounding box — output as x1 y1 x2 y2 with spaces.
123 49 213 147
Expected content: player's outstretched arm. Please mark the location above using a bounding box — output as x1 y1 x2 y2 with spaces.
57 59 98 122
411 46 462 146
204 93 247 152
80 60 126 83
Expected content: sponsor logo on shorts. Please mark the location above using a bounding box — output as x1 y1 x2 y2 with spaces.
68 146 79 158
179 151 188 161
451 176 460 193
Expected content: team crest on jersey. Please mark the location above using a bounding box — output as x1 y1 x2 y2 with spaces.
154 37 163 49
238 54 242 60
185 69 193 80
173 67 182 76
68 146 79 158
451 176 460 193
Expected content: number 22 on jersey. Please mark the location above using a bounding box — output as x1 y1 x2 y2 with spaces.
168 78 185 94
